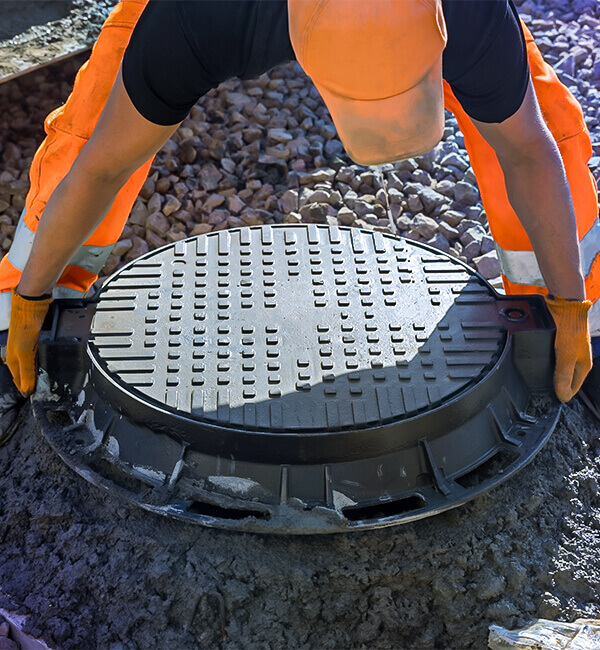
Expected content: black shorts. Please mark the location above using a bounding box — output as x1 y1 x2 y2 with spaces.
122 0 529 127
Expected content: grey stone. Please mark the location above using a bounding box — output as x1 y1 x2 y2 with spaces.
353 199 375 218
463 169 477 186
440 152 469 172
386 172 404 191
454 181 480 206
309 190 331 203
407 195 424 213
199 164 223 191
324 139 344 157
225 91 255 110
395 158 418 172
147 193 163 214
457 219 485 237
328 190 343 206
145 212 169 236
125 236 150 262
403 182 420 195
267 128 293 143
190 223 212 236
396 215 412 232
417 185 449 213
426 233 450 254
463 240 482 261
129 200 148 227
556 53 576 77
461 226 485 247
440 210 466 228
413 169 432 186
203 194 226 212
207 210 229 226
480 235 496 255
463 206 484 222
227 195 246 215
163 195 182 217
438 221 460 241
279 189 298 214
473 251 501 279
336 167 355 184
412 214 438 239
434 180 455 197
299 202 329 223
111 239 133 258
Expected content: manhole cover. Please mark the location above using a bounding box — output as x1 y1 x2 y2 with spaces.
34 225 560 534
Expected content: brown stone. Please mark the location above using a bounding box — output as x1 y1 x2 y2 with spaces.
139 177 155 200
227 196 245 215
190 223 212 236
155 177 171 194
163 195 182 217
180 144 197 165
166 228 187 243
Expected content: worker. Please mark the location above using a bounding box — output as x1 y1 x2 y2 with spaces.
0 0 598 433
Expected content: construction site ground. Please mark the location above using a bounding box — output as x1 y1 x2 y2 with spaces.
1 0 600 647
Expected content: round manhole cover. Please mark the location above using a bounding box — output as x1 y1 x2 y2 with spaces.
34 225 560 533
88 225 505 458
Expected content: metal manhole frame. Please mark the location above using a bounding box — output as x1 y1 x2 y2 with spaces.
32 226 561 534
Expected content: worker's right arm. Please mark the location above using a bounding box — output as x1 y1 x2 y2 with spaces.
6 69 181 396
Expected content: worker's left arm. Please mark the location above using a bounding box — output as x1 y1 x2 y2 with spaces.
472 78 591 401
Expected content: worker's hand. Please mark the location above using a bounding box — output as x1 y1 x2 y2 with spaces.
544 295 592 403
3 289 53 397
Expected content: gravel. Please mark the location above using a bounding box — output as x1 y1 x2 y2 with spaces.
1 5 597 284
0 0 599 648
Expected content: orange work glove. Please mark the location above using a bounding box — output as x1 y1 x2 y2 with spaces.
544 295 592 403
4 289 53 397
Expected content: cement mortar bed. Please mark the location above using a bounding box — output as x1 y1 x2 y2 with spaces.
0 400 599 648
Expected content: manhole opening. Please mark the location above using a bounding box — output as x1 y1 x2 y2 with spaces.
454 448 519 490
186 500 271 521
343 494 427 522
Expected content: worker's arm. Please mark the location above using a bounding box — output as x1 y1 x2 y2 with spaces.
7 69 181 396
471 78 584 300
472 78 591 402
17 68 181 296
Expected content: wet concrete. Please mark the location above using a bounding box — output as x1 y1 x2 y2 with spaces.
0 1 112 83
0 398 599 648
